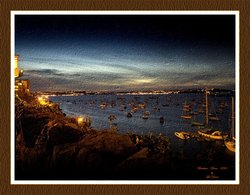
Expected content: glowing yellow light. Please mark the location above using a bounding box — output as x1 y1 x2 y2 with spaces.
14 55 20 78
77 117 84 125
38 96 49 106
38 97 43 101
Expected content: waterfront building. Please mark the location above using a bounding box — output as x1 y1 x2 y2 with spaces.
14 54 30 94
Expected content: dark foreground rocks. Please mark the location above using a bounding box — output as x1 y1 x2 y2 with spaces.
49 131 137 179
15 95 173 180
15 94 235 180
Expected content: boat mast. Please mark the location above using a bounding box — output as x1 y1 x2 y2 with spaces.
232 96 235 138
205 89 209 125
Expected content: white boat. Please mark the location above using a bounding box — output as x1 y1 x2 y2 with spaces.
174 132 191 140
198 130 227 140
224 96 236 153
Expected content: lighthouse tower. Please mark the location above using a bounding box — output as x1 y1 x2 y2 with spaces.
14 55 23 78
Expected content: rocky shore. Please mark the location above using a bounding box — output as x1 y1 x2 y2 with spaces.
15 93 235 180
15 93 179 180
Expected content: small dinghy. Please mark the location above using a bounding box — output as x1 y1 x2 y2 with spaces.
174 131 191 140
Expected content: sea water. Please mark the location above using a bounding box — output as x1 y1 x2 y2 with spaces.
49 93 235 179
49 93 232 135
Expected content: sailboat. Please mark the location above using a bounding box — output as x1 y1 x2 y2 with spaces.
192 114 205 126
181 98 192 119
209 103 220 121
197 89 227 140
224 96 236 153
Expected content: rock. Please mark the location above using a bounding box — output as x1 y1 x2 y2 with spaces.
128 147 149 159
116 147 149 171
50 143 79 169
16 95 151 179
48 130 137 178
21 112 51 147
74 147 89 169
78 131 136 159
47 120 83 146
115 147 171 179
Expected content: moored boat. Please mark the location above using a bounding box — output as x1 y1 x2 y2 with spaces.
224 139 235 152
181 115 192 119
197 89 227 140
192 121 204 126
181 98 192 119
198 129 227 140
224 96 235 153
100 103 107 109
209 116 220 121
159 116 164 124
142 111 150 119
192 114 204 126
174 131 191 140
126 112 132 118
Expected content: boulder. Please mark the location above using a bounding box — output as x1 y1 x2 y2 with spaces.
50 143 79 169
21 112 51 147
115 147 149 171
47 120 83 146
49 130 137 178
78 131 136 159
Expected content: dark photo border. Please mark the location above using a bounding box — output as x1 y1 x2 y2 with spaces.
10 10 240 184
1 0 250 194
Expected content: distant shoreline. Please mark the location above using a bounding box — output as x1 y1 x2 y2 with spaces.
35 88 234 97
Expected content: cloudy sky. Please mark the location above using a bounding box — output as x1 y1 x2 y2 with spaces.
15 14 235 92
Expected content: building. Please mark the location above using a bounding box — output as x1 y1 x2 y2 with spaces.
14 54 30 94
14 55 23 78
15 79 30 93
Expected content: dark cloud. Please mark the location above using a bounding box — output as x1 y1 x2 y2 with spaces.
26 69 82 77
26 69 60 75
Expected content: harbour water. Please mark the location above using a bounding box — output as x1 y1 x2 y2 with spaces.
49 93 236 179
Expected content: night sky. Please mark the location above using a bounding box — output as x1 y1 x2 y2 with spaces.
15 14 236 92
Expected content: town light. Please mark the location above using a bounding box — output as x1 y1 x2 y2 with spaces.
37 96 49 106
38 97 43 101
77 116 84 125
